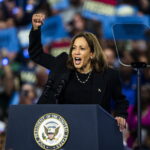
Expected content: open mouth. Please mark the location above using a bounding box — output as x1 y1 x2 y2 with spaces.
74 57 82 65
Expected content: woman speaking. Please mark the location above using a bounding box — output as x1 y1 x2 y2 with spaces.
29 13 128 131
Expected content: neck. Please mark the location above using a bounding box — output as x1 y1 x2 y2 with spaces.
77 64 92 74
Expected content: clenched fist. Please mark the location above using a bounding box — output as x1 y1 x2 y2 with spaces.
32 13 45 30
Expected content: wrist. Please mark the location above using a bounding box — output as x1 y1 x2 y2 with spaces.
33 26 39 30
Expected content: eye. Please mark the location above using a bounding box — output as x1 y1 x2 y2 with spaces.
71 46 76 50
80 47 85 50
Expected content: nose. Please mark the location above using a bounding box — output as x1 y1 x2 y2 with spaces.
74 48 80 55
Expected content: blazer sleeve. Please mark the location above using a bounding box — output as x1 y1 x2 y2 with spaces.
111 70 129 119
28 27 56 70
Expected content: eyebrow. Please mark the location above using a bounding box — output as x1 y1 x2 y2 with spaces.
72 45 86 47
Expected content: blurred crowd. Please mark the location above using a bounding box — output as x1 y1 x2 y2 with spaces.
0 0 150 149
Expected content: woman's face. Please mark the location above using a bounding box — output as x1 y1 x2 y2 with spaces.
71 37 93 73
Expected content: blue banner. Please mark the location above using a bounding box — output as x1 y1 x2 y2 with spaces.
112 23 150 40
47 0 70 11
82 10 115 39
82 10 150 39
41 15 69 45
0 27 20 52
17 15 69 47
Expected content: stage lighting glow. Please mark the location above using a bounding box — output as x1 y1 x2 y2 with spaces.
26 4 34 12
23 49 29 58
2 57 9 66
12 7 19 14
46 69 50 74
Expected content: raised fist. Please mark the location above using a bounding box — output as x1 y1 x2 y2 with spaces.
32 13 45 30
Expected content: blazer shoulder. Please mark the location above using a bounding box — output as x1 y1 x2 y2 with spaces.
55 52 68 64
105 67 119 75
56 52 68 59
103 67 121 82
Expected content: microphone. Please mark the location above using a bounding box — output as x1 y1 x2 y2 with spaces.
37 79 54 104
43 79 54 96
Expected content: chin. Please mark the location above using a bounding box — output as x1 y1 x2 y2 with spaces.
73 62 82 69
74 65 82 69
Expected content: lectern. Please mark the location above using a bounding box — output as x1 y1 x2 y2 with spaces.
5 104 124 150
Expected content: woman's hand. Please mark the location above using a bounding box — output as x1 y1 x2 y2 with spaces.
115 116 127 132
32 13 45 30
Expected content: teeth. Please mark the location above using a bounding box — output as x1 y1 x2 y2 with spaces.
75 58 81 60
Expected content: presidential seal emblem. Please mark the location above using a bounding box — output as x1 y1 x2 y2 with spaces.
34 113 69 150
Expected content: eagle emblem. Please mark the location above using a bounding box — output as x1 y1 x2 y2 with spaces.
42 122 60 141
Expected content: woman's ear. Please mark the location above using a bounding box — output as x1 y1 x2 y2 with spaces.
90 52 94 59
